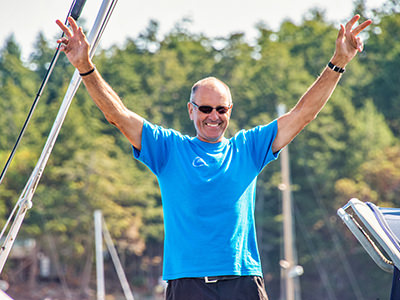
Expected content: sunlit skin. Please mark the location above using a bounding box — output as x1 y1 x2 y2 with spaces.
56 16 372 151
188 78 233 143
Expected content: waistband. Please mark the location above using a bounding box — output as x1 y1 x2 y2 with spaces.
191 275 241 283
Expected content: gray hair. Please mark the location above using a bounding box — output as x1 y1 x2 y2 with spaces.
189 77 232 104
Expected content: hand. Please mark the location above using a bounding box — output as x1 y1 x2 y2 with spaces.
56 17 94 73
332 15 372 67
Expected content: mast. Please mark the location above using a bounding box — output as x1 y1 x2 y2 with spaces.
277 104 303 300
94 211 106 300
94 210 135 300
0 0 119 274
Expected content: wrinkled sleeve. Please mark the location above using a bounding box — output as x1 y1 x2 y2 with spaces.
132 120 173 175
243 119 280 172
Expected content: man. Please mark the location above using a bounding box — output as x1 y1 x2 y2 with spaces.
56 15 371 300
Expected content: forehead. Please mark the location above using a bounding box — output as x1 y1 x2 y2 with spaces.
192 81 231 105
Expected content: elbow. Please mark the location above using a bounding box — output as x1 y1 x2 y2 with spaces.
301 107 319 126
293 110 315 129
104 108 135 132
305 113 318 125
104 111 122 128
104 113 116 125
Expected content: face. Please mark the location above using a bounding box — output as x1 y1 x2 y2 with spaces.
188 80 232 143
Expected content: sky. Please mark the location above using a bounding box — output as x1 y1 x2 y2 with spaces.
0 0 386 61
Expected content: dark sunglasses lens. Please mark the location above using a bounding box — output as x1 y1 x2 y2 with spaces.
196 104 230 114
199 106 213 114
216 106 229 114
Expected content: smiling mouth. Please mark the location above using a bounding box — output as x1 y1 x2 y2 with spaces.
205 123 220 127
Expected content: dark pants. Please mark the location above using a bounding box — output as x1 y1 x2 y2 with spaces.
166 276 269 300
391 266 400 300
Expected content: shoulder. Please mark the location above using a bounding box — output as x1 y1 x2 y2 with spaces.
231 120 278 144
142 119 191 143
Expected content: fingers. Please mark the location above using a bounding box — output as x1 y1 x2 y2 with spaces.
57 36 69 45
345 15 360 32
56 19 72 37
56 17 87 53
340 15 372 52
356 36 364 52
344 15 372 36
55 21 71 52
352 19 373 36
337 24 345 41
67 16 79 33
55 16 83 39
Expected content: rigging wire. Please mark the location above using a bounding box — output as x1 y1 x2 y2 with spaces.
89 0 119 57
0 0 84 243
0 0 119 274
294 202 338 300
298 148 365 300
0 0 84 186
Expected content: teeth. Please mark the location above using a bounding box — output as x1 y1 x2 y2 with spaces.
206 123 219 127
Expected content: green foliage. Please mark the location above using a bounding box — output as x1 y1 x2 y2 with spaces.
363 12 400 133
0 3 399 298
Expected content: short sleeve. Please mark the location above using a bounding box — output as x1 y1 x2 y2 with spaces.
132 120 176 175
237 119 280 172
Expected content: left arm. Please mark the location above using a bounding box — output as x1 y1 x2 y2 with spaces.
272 15 372 153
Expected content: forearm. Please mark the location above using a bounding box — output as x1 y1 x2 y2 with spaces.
273 63 343 152
292 64 342 122
79 68 144 149
56 17 146 149
272 15 371 153
81 69 127 124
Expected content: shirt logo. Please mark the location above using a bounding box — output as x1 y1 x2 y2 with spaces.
192 157 208 168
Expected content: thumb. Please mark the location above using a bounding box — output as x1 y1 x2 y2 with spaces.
337 24 345 42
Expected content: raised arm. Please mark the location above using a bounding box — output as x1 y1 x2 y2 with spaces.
272 15 372 153
56 17 144 150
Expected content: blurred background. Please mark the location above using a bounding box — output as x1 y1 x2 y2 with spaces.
0 0 399 299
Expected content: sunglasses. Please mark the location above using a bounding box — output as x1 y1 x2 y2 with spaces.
191 101 232 114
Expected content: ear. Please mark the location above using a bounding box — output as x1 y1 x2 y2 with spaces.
187 102 194 120
227 103 233 118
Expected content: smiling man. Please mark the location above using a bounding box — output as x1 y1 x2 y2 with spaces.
56 14 371 300
188 77 233 143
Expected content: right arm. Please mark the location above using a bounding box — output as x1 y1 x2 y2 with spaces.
56 17 143 150
272 15 371 153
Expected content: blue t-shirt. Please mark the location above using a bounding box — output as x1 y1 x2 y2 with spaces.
133 119 279 280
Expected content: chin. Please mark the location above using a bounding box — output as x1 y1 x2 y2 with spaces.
202 135 223 143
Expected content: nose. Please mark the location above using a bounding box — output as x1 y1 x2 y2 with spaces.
208 109 219 121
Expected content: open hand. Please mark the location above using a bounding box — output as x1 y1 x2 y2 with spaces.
333 15 372 67
56 16 94 73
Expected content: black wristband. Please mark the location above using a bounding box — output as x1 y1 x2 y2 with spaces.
327 61 345 73
79 66 96 77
